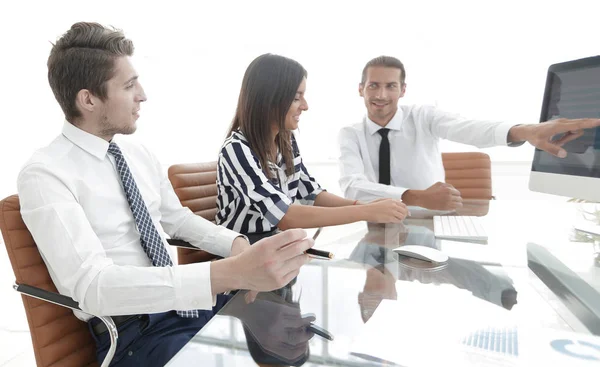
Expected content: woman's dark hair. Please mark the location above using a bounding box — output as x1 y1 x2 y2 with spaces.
228 54 307 178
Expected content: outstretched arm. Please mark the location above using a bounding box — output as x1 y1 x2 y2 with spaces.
277 199 407 230
508 118 600 157
313 191 357 207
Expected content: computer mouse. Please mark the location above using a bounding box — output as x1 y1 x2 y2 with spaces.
393 245 449 264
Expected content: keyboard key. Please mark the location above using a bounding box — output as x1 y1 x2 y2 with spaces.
433 215 488 241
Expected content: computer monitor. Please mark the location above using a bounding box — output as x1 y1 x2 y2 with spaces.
529 55 600 202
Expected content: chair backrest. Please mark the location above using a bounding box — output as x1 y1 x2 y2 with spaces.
441 152 492 200
167 162 220 265
0 195 98 367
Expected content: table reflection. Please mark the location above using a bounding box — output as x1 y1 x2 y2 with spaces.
219 284 314 366
349 223 518 323
167 200 597 367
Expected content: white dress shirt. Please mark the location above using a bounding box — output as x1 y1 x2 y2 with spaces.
18 122 240 320
338 105 517 202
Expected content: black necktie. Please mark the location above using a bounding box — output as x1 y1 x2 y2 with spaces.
378 128 391 185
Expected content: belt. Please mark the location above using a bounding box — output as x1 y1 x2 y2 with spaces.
90 315 142 336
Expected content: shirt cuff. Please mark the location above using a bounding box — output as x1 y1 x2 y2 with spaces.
385 185 409 200
495 122 520 146
506 124 526 147
174 261 215 310
213 226 245 257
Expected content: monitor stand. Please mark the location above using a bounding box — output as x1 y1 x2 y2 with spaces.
573 203 600 236
574 221 600 236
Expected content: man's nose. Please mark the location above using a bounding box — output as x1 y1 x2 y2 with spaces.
376 87 387 99
137 85 147 102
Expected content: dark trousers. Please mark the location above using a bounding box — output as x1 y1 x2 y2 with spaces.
89 294 230 367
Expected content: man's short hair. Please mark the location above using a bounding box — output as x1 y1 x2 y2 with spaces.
47 22 134 123
360 56 406 86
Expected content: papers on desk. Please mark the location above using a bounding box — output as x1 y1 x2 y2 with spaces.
350 281 600 366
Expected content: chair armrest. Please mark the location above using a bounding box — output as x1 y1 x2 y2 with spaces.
167 238 197 250
14 283 81 311
167 239 221 264
13 283 118 367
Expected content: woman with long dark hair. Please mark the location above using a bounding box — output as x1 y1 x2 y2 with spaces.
216 54 407 235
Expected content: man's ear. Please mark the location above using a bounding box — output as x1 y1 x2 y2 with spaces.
400 83 407 98
75 89 96 114
358 83 364 97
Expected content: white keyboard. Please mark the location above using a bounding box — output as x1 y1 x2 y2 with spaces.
433 216 488 241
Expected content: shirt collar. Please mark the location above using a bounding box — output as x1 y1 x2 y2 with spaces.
61 121 110 160
365 108 404 136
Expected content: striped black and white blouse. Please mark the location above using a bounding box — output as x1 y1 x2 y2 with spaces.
216 130 323 234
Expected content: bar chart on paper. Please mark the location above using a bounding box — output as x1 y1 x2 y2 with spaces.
462 326 519 357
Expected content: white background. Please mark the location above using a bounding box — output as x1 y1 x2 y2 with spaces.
0 1 598 364
0 0 599 198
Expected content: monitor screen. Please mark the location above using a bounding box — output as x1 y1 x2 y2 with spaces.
532 56 600 179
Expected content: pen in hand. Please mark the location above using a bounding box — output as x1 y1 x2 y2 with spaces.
311 227 322 241
305 227 334 259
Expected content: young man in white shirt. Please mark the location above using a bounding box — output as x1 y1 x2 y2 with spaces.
338 56 600 210
18 22 314 367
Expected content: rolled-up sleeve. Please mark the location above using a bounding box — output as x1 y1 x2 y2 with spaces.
219 140 293 227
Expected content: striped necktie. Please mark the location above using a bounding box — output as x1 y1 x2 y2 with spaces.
108 142 199 318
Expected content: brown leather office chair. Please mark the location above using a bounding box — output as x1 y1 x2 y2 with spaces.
0 194 102 367
1 194 207 367
168 162 220 265
442 152 493 199
167 156 494 219
442 152 492 216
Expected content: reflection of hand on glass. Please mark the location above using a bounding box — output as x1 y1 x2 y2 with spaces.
455 199 491 217
222 291 314 365
350 223 439 269
357 265 398 323
245 290 259 304
363 223 408 248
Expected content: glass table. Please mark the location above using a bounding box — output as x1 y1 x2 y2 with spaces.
166 199 600 366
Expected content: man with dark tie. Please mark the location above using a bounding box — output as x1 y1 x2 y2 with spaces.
338 56 600 210
17 22 313 367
